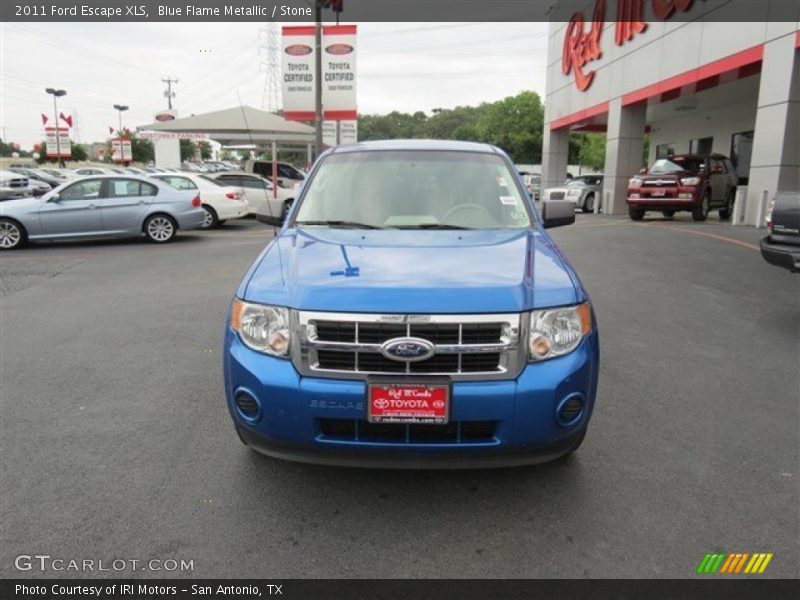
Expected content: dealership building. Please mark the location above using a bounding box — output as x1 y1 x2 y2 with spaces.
541 2 799 226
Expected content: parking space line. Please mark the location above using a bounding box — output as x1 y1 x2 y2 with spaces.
641 223 760 251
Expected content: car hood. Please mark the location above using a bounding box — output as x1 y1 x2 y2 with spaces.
242 228 581 313
0 196 42 210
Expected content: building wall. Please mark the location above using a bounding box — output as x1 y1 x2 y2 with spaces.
647 97 757 164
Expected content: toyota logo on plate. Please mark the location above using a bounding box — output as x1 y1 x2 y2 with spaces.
380 337 436 362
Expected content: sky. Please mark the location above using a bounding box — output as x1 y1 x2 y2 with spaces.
1 22 550 150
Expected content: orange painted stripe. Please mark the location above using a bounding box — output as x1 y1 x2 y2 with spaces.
644 223 760 251
720 554 737 573
735 553 750 573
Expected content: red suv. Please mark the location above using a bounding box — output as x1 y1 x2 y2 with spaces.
627 154 738 221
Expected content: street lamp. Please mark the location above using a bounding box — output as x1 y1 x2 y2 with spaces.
45 88 67 167
113 104 129 164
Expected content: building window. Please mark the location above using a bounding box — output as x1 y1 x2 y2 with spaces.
690 137 714 155
730 131 754 185
655 144 675 160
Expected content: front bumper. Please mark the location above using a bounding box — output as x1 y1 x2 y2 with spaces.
760 237 800 273
223 327 600 468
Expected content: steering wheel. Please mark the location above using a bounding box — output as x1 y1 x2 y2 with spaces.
441 203 494 227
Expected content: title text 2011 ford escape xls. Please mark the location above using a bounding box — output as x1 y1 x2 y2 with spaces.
223 140 599 468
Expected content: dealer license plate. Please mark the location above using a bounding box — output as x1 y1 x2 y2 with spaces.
368 383 449 424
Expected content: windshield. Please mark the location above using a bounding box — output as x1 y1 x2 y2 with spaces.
649 157 706 174
293 150 532 229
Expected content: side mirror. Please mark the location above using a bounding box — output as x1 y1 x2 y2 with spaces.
256 213 284 227
639 168 648 175
541 200 575 229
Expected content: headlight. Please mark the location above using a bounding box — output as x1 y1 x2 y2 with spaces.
231 299 291 357
680 177 701 186
529 303 592 361
628 178 642 189
567 188 581 197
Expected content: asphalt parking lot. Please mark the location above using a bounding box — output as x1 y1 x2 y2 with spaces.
1 213 797 579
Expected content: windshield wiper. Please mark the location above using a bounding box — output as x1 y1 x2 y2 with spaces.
397 223 474 230
295 220 382 229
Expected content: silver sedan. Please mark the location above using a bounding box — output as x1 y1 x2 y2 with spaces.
0 175 206 250
543 175 604 213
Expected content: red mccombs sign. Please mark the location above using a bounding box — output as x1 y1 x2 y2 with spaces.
562 0 696 91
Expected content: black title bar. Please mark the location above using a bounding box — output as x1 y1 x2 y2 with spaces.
2 0 800 22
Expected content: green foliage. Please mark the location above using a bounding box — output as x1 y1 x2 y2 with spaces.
180 139 196 162
357 91 546 163
71 143 88 162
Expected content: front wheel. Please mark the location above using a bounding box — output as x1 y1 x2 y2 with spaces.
144 214 177 244
0 218 26 250
692 193 710 222
281 199 293 222
719 191 734 220
628 207 645 221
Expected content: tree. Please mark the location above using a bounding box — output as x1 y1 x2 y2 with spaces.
473 91 544 163
180 139 196 162
71 143 88 162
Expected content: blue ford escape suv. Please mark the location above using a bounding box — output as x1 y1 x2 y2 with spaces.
224 140 599 468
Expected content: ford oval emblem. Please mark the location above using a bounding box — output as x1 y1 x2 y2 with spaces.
380 337 435 363
285 44 313 56
326 43 354 55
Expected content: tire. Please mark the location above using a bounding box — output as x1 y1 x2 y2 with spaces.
661 210 675 218
0 218 26 250
200 204 219 229
628 207 645 221
692 192 710 222
281 200 293 221
583 194 595 213
719 191 734 220
143 214 177 244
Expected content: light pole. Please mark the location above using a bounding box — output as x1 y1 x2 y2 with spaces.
113 104 129 164
45 88 67 167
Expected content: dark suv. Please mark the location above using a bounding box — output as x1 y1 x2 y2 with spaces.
627 154 738 221
761 192 800 273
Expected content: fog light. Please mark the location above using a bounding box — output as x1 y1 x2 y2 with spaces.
556 394 585 426
235 391 262 421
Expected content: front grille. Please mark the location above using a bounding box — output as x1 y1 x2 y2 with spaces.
316 350 502 374
315 321 503 345
299 312 521 379
319 418 497 444
549 191 565 200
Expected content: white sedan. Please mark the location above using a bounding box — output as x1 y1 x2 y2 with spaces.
150 173 248 229
207 171 294 219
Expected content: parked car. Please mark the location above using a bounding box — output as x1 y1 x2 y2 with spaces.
73 167 126 176
209 171 294 219
760 192 800 273
543 175 603 212
8 167 63 188
0 169 33 200
150 173 249 229
524 174 542 201
0 175 205 249
627 154 737 221
244 159 306 190
224 140 597 468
